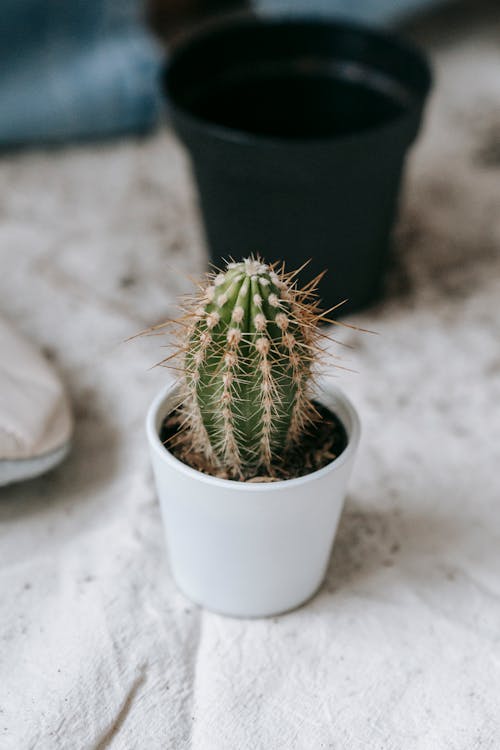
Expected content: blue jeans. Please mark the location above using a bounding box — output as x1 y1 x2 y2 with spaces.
0 0 162 144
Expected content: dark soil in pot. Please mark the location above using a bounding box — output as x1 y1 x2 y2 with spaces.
159 401 348 482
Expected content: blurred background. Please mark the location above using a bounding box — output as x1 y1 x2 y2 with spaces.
0 0 453 145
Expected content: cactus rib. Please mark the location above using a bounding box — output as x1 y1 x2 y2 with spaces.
179 257 322 479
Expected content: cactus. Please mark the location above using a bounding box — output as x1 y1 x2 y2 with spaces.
173 257 324 480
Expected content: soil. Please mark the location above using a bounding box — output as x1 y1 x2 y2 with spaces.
159 401 348 483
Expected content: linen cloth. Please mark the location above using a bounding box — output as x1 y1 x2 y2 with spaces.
1 6 500 748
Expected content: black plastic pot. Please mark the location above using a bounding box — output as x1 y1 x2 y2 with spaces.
164 16 432 314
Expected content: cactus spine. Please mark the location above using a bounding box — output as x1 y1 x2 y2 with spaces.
178 257 322 479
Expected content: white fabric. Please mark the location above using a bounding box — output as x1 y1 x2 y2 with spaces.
0 316 72 460
1 12 500 749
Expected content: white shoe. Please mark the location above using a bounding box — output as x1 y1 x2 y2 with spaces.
0 317 73 486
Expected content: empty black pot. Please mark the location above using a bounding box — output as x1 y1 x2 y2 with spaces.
164 16 432 314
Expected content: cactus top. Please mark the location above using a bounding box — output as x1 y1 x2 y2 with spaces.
182 257 319 479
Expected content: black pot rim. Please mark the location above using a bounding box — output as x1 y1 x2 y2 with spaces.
164 13 433 150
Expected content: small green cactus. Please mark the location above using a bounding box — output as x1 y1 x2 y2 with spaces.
175 257 323 479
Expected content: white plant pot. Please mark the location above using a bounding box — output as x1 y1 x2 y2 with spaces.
146 382 360 618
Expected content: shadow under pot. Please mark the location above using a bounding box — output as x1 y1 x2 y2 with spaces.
163 16 432 315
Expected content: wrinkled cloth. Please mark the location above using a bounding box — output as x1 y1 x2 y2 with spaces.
1 6 500 749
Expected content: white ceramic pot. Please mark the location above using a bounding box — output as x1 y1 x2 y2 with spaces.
146 382 360 618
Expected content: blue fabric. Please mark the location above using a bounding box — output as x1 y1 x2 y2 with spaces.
0 0 438 145
255 0 443 25
0 0 162 144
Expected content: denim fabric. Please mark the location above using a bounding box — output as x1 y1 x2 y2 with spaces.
255 0 442 25
0 0 162 144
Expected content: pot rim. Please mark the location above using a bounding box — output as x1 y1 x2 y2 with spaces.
164 14 433 150
146 380 361 493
